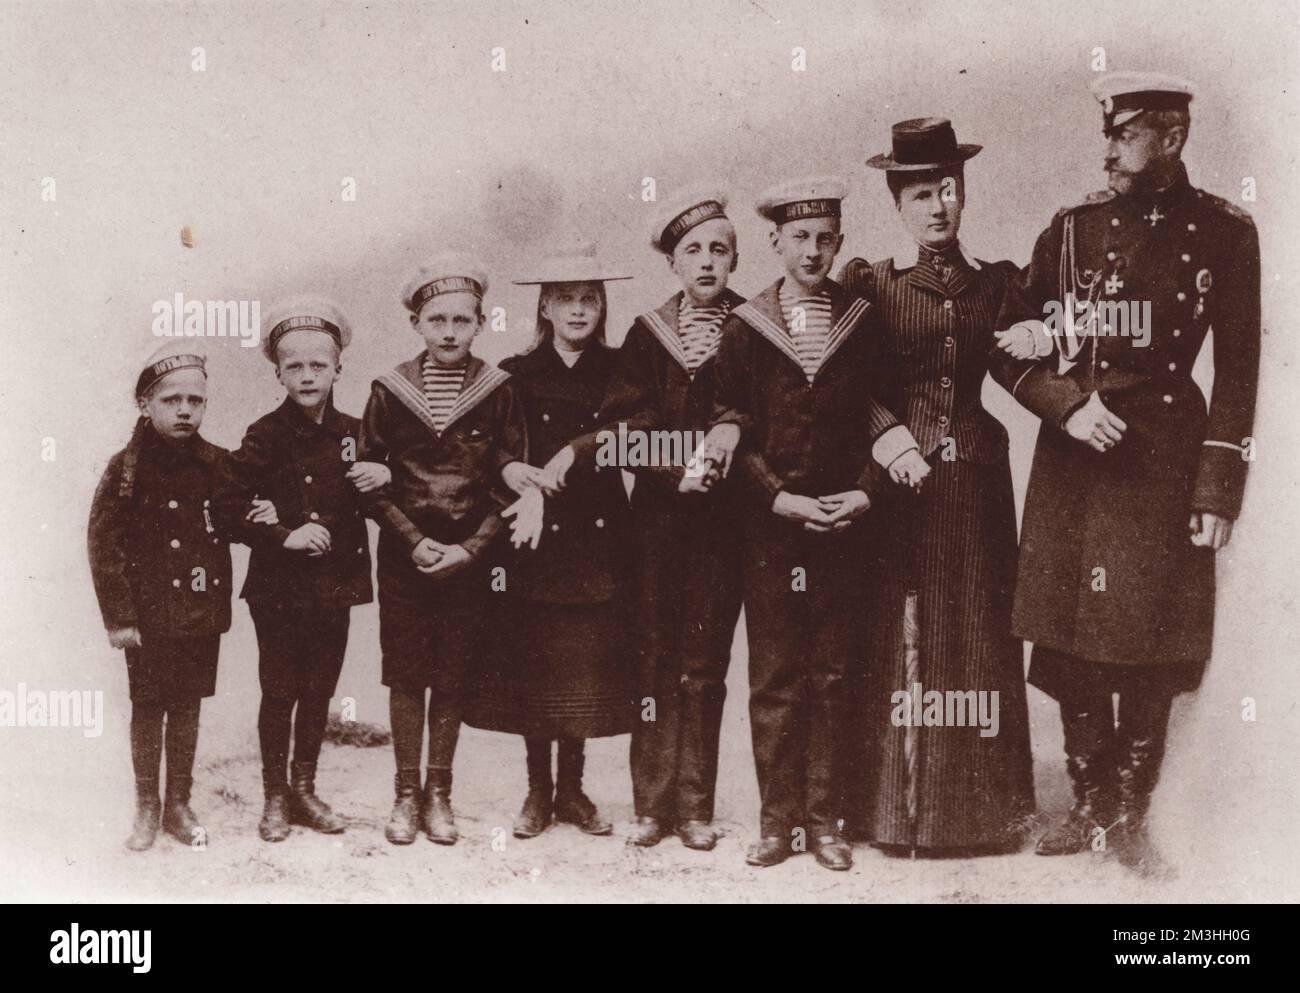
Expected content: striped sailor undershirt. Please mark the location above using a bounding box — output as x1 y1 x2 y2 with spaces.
421 355 467 432
676 298 730 373
778 281 832 383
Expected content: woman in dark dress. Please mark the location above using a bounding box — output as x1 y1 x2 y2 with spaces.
466 249 635 838
838 119 1036 853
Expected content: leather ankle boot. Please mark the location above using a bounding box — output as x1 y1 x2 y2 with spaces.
421 767 457 845
514 787 553 839
259 786 292 842
289 760 345 834
1111 699 1176 879
385 769 421 846
125 778 162 852
163 775 204 847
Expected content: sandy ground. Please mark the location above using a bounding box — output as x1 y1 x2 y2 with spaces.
4 595 1293 904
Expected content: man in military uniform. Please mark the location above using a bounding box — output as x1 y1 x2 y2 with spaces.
993 72 1260 874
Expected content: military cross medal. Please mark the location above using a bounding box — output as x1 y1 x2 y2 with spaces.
1144 205 1165 226
1104 272 1124 295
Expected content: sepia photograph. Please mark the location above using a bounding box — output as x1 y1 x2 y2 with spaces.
1 0 1296 944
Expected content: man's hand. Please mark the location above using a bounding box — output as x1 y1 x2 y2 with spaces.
889 449 931 489
773 491 837 530
284 522 332 556
1065 391 1127 453
108 626 142 649
246 497 279 526
347 461 391 493
698 423 741 478
539 446 576 497
418 542 472 578
994 322 1047 360
817 490 870 530
502 460 547 496
410 537 443 569
503 489 545 550
1189 512 1234 550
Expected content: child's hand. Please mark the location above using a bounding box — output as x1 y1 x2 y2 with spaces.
502 460 547 496
411 537 443 569
772 491 837 529
284 522 332 555
347 461 391 493
107 626 142 649
418 542 471 578
889 449 931 489
817 490 870 530
503 489 545 550
539 445 576 497
698 423 741 477
247 497 279 526
678 457 721 494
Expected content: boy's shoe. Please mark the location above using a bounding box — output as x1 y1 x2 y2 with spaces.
385 769 421 846
289 761 345 834
513 788 553 839
125 779 161 852
811 833 853 871
627 815 669 847
162 776 205 847
259 788 292 842
555 790 612 835
745 836 793 868
676 819 720 851
421 768 458 845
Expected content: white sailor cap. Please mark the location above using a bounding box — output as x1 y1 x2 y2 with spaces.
512 241 632 285
261 296 352 362
1090 71 1193 131
135 338 208 398
649 189 731 254
755 176 849 225
402 253 490 315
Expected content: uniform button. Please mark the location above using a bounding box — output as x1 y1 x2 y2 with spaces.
1181 253 1191 262
357 547 364 555
309 511 319 520
1177 292 1186 302
167 500 178 509
1111 218 1120 227
943 300 953 310
550 523 560 532
1162 395 1174 404
213 578 220 586
1099 360 1110 370
938 415 949 427
172 579 181 588
170 538 180 549
944 336 954 347
1173 328 1182 337
542 413 550 422
595 518 605 528
1169 362 1177 372
1106 251 1116 261
304 475 313 484
940 377 952 388
1187 223 1197 232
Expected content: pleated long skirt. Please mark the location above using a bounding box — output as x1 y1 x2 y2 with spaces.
849 455 1035 850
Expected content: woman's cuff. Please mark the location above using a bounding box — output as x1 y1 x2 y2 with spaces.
872 424 920 468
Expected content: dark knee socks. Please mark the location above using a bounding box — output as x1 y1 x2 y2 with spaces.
130 703 165 787
556 737 586 796
525 737 553 793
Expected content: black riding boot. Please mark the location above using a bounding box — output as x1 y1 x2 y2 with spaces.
1036 695 1116 856
1112 692 1176 878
